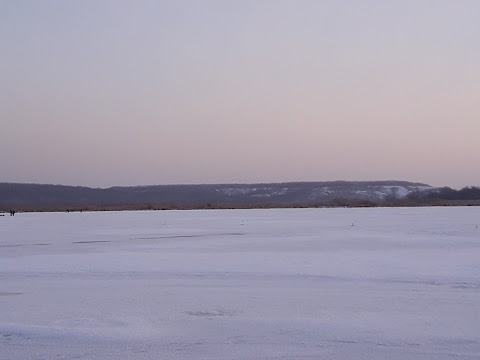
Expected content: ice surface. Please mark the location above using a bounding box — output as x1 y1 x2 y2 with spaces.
1 207 480 359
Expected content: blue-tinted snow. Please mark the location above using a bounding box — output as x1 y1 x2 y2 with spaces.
1 207 480 359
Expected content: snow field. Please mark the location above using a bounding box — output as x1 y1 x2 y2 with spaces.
1 207 480 359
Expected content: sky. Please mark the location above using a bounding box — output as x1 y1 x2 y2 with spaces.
1 0 479 188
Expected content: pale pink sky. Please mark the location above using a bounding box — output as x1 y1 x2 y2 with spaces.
1 1 479 188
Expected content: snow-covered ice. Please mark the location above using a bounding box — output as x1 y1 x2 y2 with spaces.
1 207 480 359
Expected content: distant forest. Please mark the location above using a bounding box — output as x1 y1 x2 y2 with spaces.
409 186 480 200
1 183 479 212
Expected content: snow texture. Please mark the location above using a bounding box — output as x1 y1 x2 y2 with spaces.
1 207 480 359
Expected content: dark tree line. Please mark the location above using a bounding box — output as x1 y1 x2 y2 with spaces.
409 186 480 200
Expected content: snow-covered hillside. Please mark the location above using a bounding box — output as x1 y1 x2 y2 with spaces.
0 181 434 206
215 181 434 202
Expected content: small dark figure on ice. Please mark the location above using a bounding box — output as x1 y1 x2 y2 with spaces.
10 209 16 216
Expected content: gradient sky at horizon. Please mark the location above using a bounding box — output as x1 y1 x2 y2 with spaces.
1 0 479 188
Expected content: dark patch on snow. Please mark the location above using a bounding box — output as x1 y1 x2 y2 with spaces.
185 309 238 317
73 240 111 244
452 283 480 290
0 292 23 296
136 233 244 240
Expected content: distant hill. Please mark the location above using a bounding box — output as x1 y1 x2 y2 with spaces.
0 181 433 208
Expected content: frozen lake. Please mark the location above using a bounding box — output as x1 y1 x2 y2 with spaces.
1 207 480 359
